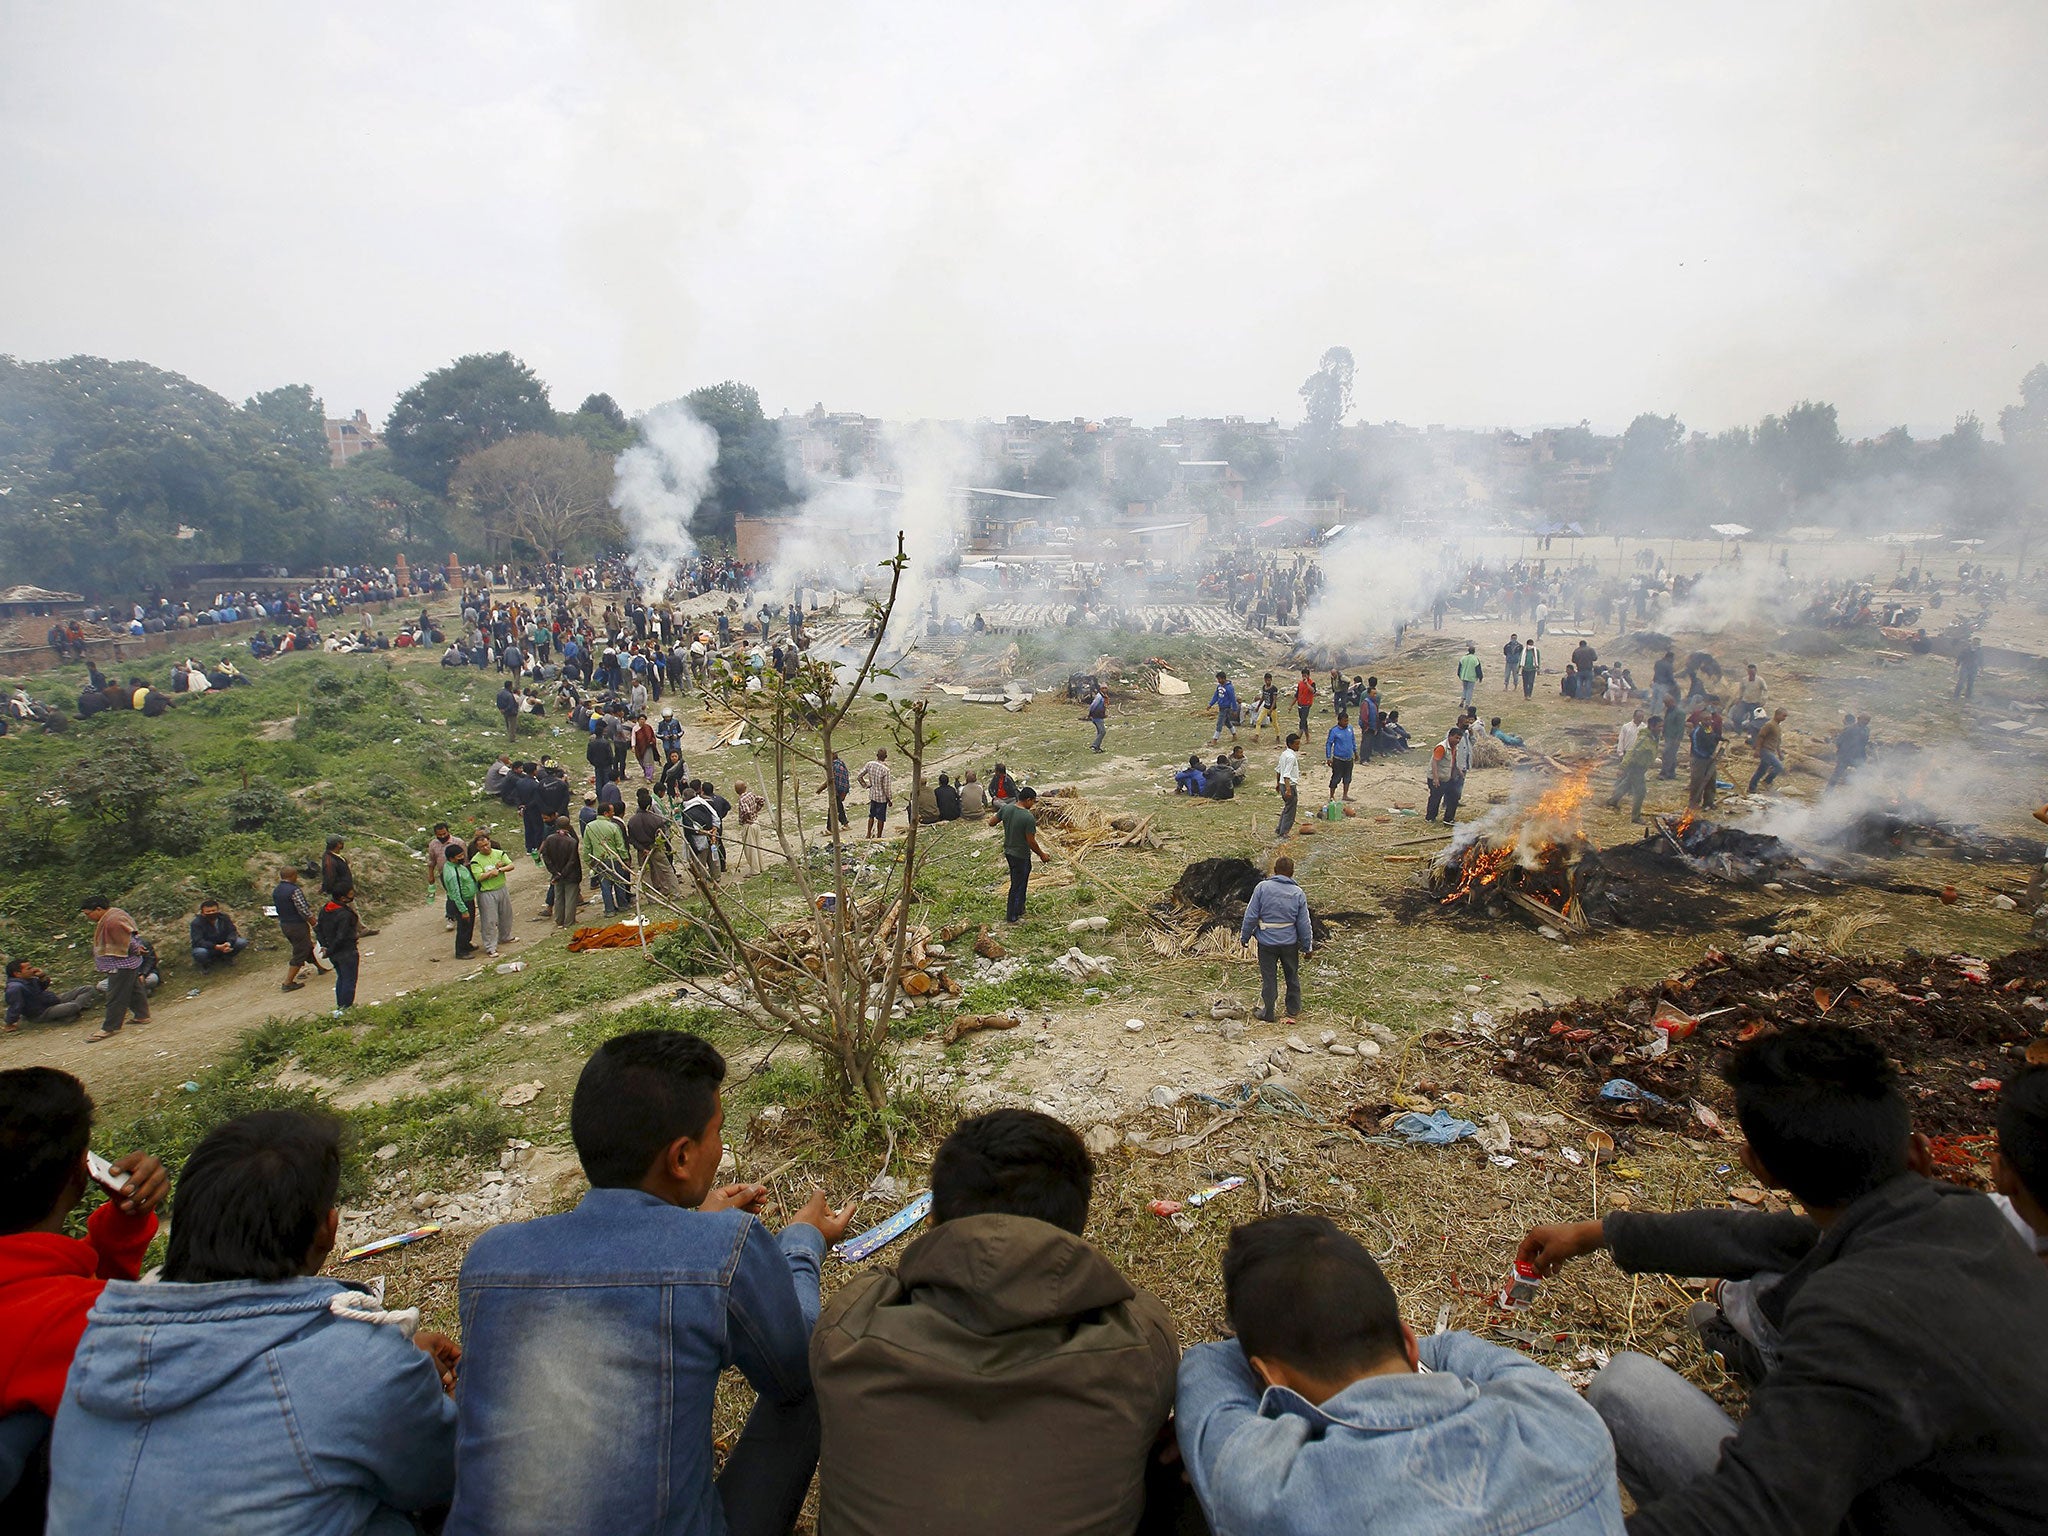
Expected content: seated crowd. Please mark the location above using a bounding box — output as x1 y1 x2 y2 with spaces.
3 1025 2045 1534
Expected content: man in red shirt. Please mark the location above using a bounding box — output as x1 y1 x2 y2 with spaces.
1 1067 169 1423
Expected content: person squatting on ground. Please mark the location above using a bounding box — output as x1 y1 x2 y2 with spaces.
1241 855 1312 1025
186 900 248 972
1518 1024 2048 1534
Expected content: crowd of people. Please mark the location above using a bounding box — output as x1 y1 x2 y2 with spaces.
3 1020 2043 1534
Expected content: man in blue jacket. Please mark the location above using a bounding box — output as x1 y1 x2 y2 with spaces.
1178 1214 1624 1536
447 1031 855 1536
1208 672 1239 744
1240 855 1313 1025
1323 713 1358 802
48 1111 460 1536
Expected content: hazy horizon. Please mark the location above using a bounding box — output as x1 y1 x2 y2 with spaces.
4 2 2044 441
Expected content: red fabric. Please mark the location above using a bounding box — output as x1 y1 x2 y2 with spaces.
0 1201 157 1417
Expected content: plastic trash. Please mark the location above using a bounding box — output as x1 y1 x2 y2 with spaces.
1599 1078 1670 1108
494 961 526 974
1388 1109 1479 1146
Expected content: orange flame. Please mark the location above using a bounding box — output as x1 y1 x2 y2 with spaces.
1440 765 1596 903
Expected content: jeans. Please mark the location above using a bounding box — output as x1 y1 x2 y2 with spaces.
1660 730 1680 778
332 952 359 1008
1522 668 1536 698
102 968 151 1033
596 863 630 914
189 936 249 967
1297 705 1311 739
1005 854 1031 922
454 909 477 957
1585 1353 1736 1506
1091 718 1106 751
1461 679 1475 706
1956 670 1976 699
1426 778 1464 823
1257 943 1301 1020
476 886 513 952
1276 793 1297 838
1747 750 1783 794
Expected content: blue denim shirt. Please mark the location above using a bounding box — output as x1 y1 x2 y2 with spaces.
446 1187 825 1536
49 1277 456 1536
1177 1331 1624 1536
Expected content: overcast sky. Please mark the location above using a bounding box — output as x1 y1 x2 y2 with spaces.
3 1 2045 437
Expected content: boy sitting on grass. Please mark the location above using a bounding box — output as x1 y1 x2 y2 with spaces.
1518 1025 2048 1534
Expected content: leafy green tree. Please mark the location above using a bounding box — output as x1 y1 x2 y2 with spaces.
1107 435 1174 508
1296 347 1356 496
327 448 450 551
383 353 555 496
1206 422 1281 491
675 381 798 543
239 385 330 470
59 738 194 852
1755 400 1845 509
562 392 634 458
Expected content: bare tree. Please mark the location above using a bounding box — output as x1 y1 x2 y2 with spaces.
449 432 619 559
629 534 930 1111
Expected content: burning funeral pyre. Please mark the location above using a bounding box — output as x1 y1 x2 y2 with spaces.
1431 767 1600 934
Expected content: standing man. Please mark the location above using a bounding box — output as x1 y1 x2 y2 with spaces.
1085 685 1108 753
1734 662 1770 733
1426 726 1467 826
1240 855 1312 1025
582 803 632 915
989 786 1051 925
426 822 458 931
1606 719 1659 822
1253 672 1279 739
1323 712 1358 803
315 888 360 1011
1208 672 1240 745
1955 637 1983 701
272 867 322 992
856 749 893 841
1749 708 1789 795
541 816 584 927
80 897 151 1043
496 681 521 742
1503 633 1523 689
1659 697 1685 780
1457 643 1482 708
626 789 677 897
470 831 516 957
818 752 851 829
1519 637 1540 699
1293 668 1316 741
1687 709 1724 810
440 843 480 960
1275 733 1302 839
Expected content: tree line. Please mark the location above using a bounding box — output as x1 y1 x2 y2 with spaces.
0 352 797 598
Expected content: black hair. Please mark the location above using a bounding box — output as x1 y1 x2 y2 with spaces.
81 895 110 911
162 1111 342 1282
637 788 652 809
325 835 345 851
571 1031 727 1187
1724 1025 1909 1208
1996 1065 2048 1207
1224 1215 1405 1375
1016 786 1038 803
931 1108 1092 1233
0 1068 94 1234
5 959 29 978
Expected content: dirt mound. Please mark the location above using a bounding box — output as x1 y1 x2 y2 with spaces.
1491 943 2048 1140
1171 857 1262 910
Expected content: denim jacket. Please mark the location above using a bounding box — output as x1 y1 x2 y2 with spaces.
1177 1331 1624 1536
446 1187 825 1536
49 1277 456 1536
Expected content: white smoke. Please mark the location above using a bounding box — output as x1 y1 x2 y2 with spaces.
1298 522 1462 655
1743 751 2001 855
759 419 980 653
612 402 720 596
1658 561 1800 634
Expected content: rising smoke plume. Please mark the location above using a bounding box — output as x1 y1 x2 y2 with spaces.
1298 522 1462 657
612 402 720 595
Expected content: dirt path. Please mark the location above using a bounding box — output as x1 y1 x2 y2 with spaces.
7 887 563 1100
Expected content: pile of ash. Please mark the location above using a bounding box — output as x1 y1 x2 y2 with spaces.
1490 942 2048 1140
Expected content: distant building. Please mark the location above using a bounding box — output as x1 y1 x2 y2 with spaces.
325 410 383 468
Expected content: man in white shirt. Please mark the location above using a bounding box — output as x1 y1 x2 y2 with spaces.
1617 708 1647 760
1274 733 1302 839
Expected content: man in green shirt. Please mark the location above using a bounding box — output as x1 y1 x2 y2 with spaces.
1520 641 1541 699
1456 644 1482 707
440 843 481 960
988 787 1050 924
580 804 631 916
469 831 516 957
